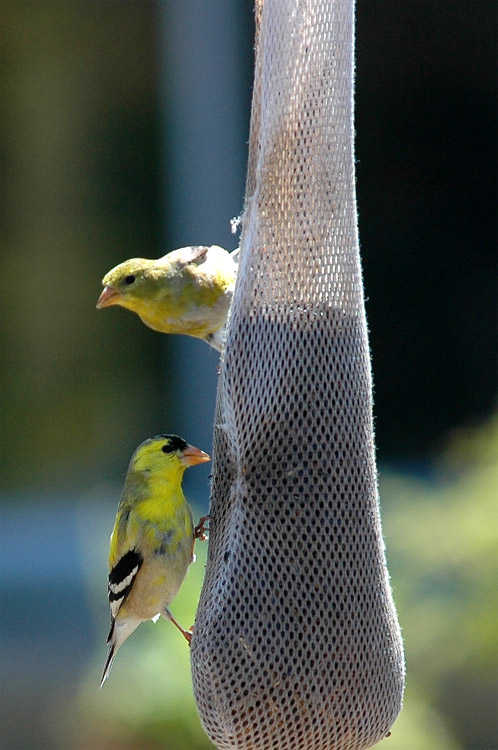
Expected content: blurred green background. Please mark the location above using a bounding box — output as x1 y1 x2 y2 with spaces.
1 2 496 749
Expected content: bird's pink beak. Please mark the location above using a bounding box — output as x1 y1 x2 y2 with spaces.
96 286 121 309
180 444 211 467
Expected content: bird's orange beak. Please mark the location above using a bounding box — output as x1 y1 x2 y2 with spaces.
96 285 121 309
180 444 211 467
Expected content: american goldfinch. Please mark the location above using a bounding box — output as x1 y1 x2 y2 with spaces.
96 245 238 351
100 434 210 687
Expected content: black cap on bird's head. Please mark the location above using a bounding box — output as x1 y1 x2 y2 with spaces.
158 435 210 467
159 434 188 453
139 434 211 467
129 434 210 475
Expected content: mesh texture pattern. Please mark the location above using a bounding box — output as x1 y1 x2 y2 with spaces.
191 1 405 748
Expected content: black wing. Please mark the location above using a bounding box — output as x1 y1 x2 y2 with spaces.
108 548 143 619
186 245 209 265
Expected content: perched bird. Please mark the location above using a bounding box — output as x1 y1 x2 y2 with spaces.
96 245 238 351
100 434 211 687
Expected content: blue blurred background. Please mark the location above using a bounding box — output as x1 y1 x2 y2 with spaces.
1 2 496 749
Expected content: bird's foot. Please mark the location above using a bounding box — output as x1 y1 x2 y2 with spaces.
183 626 194 647
194 515 212 541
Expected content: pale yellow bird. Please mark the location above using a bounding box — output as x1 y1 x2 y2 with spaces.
97 245 238 351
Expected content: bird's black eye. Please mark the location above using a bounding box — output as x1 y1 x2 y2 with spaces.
125 274 135 285
162 444 174 454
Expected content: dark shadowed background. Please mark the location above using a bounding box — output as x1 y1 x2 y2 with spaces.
1 2 496 749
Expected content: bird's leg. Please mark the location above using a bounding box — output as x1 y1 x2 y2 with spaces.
163 608 192 645
194 515 212 541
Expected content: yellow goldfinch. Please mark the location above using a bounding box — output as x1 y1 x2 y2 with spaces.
100 434 210 687
96 245 238 351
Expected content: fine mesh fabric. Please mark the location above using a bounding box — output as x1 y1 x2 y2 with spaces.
191 1 405 748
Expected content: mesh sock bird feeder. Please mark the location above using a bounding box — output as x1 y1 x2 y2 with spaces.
191 1 405 748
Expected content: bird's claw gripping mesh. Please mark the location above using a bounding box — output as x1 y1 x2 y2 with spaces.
191 1 404 748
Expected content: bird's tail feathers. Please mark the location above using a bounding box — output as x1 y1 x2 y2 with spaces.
106 617 115 644
205 326 226 352
100 617 140 687
100 643 116 688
